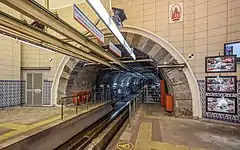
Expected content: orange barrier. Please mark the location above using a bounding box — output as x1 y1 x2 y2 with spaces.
160 80 166 106
165 94 173 112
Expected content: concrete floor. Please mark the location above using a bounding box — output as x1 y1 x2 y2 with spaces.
0 103 105 144
110 104 240 150
0 107 60 124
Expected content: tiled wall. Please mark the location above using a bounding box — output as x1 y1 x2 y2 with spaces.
21 43 64 81
110 0 240 80
43 80 52 105
0 80 53 108
198 80 240 123
0 80 25 108
0 4 21 80
54 0 240 80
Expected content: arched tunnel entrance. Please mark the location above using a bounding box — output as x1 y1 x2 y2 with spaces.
95 48 161 104
52 26 201 118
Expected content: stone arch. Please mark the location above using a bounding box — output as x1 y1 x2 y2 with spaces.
52 26 201 118
51 57 79 105
101 26 201 118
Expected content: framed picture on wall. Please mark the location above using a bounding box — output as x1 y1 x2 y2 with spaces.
205 76 237 93
206 96 237 115
205 55 237 73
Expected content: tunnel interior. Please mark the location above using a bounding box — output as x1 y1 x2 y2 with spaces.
57 30 193 117
95 46 163 102
64 46 164 104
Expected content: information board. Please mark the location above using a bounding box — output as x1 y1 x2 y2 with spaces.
73 4 104 43
109 42 121 57
86 0 136 60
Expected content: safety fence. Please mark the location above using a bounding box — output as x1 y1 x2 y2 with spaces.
143 85 160 103
60 91 110 120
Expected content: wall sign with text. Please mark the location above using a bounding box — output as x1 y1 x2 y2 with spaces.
109 42 122 57
86 0 136 60
169 3 183 23
73 4 104 43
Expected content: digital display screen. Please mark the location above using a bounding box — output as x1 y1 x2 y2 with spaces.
224 42 240 60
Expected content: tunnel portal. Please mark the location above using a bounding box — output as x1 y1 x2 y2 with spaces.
55 27 196 118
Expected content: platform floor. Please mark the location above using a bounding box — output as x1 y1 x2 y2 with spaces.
110 104 240 150
0 102 106 145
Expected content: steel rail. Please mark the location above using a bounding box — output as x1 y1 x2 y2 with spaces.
1 0 127 69
158 63 186 68
0 11 112 67
55 91 143 150
84 59 155 66
0 27 89 62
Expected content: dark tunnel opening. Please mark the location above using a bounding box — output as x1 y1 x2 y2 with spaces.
64 46 170 105
94 47 165 103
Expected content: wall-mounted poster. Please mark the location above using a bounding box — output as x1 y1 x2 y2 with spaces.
205 55 237 73
206 76 237 93
206 96 237 115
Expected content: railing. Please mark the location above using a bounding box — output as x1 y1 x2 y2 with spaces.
60 92 109 120
143 86 160 103
59 87 144 126
128 88 144 129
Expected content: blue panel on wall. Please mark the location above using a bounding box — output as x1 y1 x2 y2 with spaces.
0 80 25 108
0 80 52 108
43 80 52 105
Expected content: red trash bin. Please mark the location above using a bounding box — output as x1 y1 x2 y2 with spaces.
77 92 82 103
160 80 166 107
165 94 173 112
72 92 78 105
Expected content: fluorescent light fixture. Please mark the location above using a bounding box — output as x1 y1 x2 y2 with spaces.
86 0 136 60
19 39 53 53
0 33 53 52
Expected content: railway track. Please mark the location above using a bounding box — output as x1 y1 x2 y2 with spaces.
55 94 138 150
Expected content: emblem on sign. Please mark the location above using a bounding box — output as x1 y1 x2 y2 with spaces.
117 141 134 150
169 3 183 23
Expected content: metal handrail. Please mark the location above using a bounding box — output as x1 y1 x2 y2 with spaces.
60 93 92 120
128 88 144 128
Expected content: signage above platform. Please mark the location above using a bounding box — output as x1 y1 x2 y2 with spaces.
169 3 183 23
109 42 121 57
86 0 136 60
73 4 104 43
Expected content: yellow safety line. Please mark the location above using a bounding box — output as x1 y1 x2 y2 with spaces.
0 115 64 141
0 104 103 142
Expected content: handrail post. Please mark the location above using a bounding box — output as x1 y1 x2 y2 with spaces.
133 98 136 120
129 102 132 129
61 98 63 120
75 96 78 114
86 93 88 110
136 97 138 111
